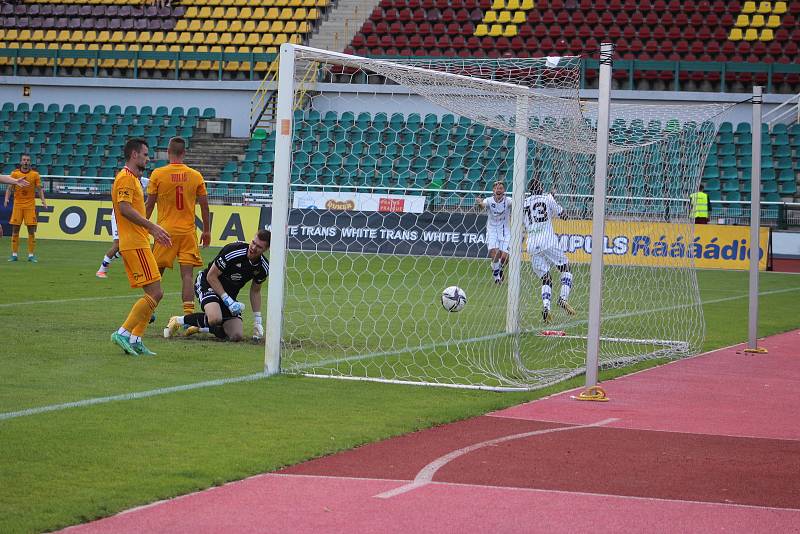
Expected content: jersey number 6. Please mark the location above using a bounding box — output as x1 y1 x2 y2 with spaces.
175 185 185 210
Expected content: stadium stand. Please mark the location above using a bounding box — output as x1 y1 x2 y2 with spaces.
0 0 330 79
345 0 800 92
0 102 208 184
243 111 800 206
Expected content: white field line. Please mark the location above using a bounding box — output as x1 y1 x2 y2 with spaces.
0 291 181 308
2 287 798 422
374 418 618 499
0 373 268 421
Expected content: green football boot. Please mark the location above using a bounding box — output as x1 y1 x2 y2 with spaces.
130 341 157 356
111 332 138 356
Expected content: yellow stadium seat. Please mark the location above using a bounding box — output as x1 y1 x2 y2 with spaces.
252 7 265 18
245 34 259 46
502 24 517 37
3 29 18 41
238 7 252 19
44 30 57 41
307 8 319 19
188 20 202 32
289 34 300 43
742 1 756 13
198 7 212 18
521 0 534 9
483 11 497 23
232 33 246 45
31 30 44 41
757 1 772 13
201 20 214 32
728 27 743 40
284 21 298 33
279 8 293 19
243 20 256 32
57 30 70 41
108 30 122 42
211 7 224 18
208 32 221 45
256 20 271 32
70 30 85 43
229 20 243 32
18 29 31 42
491 0 504 8
114 44 132 69
214 20 228 32
750 14 765 26
274 33 288 45
164 33 178 44
744 28 758 40
174 19 188 32
266 7 279 18
734 14 749 26
773 2 787 14
260 34 274 46
191 32 205 45
759 28 774 40
218 33 233 45
488 24 503 36
233 0 247 5
475 24 488 37
289 0 302 6
150 32 164 44
497 10 511 23
185 6 199 17
298 21 309 32
294 7 309 19
178 33 192 44
766 14 781 27
512 11 526 23
123 31 137 43
271 20 284 32
507 0 521 8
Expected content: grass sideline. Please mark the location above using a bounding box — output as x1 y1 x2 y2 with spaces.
1 240 798 533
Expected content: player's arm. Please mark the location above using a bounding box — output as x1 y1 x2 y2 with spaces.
37 180 47 208
0 175 28 187
475 197 486 209
250 281 264 340
145 194 157 219
207 263 245 315
3 185 10 207
117 200 172 247
198 194 211 247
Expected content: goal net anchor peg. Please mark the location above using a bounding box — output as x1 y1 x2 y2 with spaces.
743 347 769 354
571 385 609 402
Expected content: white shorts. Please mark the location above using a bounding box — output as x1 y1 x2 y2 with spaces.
528 244 568 278
486 229 510 253
111 208 119 240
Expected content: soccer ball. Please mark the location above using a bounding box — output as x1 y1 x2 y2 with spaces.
441 286 467 312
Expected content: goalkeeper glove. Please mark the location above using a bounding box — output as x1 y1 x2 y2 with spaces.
253 312 264 341
221 293 245 315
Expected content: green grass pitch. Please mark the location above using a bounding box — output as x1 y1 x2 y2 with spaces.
1 239 798 533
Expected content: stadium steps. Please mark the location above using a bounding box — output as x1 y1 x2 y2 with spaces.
184 128 251 181
306 0 384 52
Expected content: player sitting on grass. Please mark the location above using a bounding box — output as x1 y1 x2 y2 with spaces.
164 230 269 342
522 178 575 324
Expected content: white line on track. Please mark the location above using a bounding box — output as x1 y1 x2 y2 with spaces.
0 372 268 421
0 291 181 308
373 418 618 499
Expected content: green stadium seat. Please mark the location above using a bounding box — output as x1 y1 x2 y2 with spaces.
779 181 797 195
202 108 216 118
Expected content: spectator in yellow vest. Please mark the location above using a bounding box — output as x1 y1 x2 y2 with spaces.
690 184 710 225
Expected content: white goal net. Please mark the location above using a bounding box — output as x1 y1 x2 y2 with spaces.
263 44 727 391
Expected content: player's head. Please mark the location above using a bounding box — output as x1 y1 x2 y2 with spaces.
528 175 544 195
124 138 149 173
247 229 271 260
492 180 506 198
699 184 705 192
167 137 187 162
19 153 31 172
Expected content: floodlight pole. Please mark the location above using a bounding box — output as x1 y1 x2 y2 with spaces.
747 86 762 351
585 42 614 387
506 95 529 334
264 43 296 376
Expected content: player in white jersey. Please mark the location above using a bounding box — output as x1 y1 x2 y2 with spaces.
522 180 575 323
477 181 512 284
96 176 150 278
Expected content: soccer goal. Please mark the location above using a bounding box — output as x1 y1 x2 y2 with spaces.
262 43 727 391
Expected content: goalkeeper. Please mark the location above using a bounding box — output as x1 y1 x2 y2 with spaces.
164 229 270 342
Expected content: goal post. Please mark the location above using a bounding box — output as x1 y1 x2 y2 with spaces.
263 43 729 390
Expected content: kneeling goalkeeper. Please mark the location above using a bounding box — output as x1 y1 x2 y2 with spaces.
165 229 270 342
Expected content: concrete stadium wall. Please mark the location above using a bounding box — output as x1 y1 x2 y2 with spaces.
0 77 795 138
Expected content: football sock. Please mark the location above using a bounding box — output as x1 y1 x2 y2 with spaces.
183 313 208 328
491 261 500 272
182 301 195 315
129 335 141 344
117 327 131 337
541 283 552 311
27 234 35 254
560 272 573 301
123 294 158 336
11 234 19 254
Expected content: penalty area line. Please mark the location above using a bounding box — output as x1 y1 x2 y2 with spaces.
0 372 269 422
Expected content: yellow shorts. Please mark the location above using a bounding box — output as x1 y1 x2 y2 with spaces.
10 205 37 226
153 232 203 269
120 248 162 288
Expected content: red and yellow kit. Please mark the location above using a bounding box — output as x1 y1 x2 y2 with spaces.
113 166 160 288
9 168 41 226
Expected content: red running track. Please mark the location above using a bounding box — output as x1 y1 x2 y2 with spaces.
61 330 800 534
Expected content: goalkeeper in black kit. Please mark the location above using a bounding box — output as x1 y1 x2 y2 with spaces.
164 229 270 342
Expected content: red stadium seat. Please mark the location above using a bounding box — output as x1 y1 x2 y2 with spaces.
440 8 455 21
432 22 446 34
616 11 630 25
423 34 436 47
403 21 418 33
561 23 577 38
395 34 408 47
608 0 623 11
622 24 636 39
455 8 469 22
549 25 563 38
447 22 461 35
644 11 659 25
683 26 696 40
437 34 452 47
418 21 432 34
630 10 644 26
389 21 403 34
533 24 547 38
584 10 599 24
451 35 466 48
